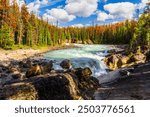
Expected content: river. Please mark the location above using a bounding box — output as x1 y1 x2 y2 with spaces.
44 44 117 78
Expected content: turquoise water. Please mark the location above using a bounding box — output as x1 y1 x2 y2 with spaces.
44 44 115 77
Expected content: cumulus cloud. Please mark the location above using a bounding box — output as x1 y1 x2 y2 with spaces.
141 0 150 4
138 0 150 9
65 0 99 17
46 8 76 22
27 3 40 14
71 24 84 27
97 11 114 22
96 2 138 22
43 13 57 24
27 0 48 14
104 2 136 19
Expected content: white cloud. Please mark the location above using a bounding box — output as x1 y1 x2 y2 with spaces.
46 8 76 22
141 0 149 4
27 0 48 14
97 11 114 22
71 24 84 27
97 1 149 22
65 0 99 17
27 3 40 14
10 0 25 8
138 0 150 9
104 2 136 19
43 13 57 24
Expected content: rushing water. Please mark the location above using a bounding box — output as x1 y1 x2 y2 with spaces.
44 44 116 78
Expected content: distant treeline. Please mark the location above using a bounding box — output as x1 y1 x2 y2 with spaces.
0 0 149 49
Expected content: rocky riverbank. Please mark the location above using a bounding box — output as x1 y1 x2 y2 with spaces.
95 46 150 100
0 58 99 100
0 45 100 100
104 46 150 70
1 45 149 100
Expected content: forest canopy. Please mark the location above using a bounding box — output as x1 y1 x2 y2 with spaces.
0 0 149 49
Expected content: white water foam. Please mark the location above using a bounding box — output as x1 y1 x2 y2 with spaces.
44 44 114 77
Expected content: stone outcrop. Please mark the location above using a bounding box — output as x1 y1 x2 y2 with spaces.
105 46 147 70
0 59 99 100
74 67 92 80
60 59 71 69
95 62 150 100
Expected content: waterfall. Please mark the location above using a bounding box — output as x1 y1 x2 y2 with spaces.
44 44 114 78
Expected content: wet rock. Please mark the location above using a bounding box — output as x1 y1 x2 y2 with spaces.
26 64 43 78
75 67 92 80
107 49 116 54
119 70 130 76
40 61 53 73
0 68 99 100
60 59 71 69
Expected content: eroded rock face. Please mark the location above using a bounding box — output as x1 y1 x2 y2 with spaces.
60 59 71 69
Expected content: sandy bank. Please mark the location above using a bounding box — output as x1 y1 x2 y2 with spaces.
0 45 78 62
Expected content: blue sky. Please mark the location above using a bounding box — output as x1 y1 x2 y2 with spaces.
22 0 149 27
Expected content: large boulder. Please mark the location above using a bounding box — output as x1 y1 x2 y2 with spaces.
117 56 130 68
40 61 53 73
0 83 38 100
0 73 81 100
26 64 43 78
60 59 71 69
74 67 92 80
105 55 119 70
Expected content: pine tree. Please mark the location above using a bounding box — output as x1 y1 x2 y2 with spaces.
130 2 150 48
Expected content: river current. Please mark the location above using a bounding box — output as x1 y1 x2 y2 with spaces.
44 44 116 78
